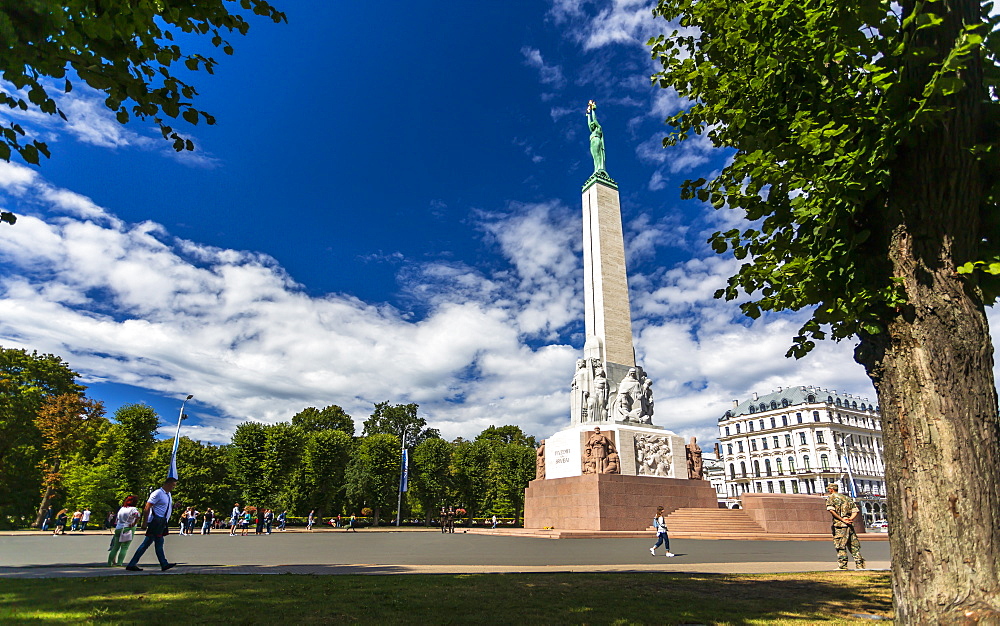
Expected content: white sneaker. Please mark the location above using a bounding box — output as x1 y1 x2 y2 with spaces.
649 547 656 556
664 552 675 557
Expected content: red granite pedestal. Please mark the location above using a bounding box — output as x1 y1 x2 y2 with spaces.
739 493 866 534
523 473 718 531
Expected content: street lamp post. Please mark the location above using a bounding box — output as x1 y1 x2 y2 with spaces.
167 394 193 480
839 433 857 498
395 434 407 527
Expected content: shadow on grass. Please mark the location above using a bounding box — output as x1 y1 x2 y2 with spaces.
0 571 893 624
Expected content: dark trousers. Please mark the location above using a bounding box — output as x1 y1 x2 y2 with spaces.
128 534 168 568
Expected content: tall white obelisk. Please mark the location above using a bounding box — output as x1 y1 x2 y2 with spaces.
582 169 635 370
567 100 653 429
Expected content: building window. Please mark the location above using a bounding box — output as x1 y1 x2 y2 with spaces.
816 431 825 444
765 459 772 476
772 436 779 448
796 413 803 424
799 432 807 445
803 455 811 471
785 434 792 447
788 457 795 472
736 423 741 434
751 439 758 451
779 481 787 493
813 411 821 422
767 481 774 493
725 427 730 436
782 415 788 426
792 481 799 493
827 396 834 404
756 482 763 492
821 454 830 470
748 405 755 413
740 461 747 477
737 441 744 453
770 416 776 428
753 460 761 477
760 403 767 412
749 422 754 432
836 398 842 406
770 401 778 410
776 458 784 474
761 438 768 450
730 463 736 479
759 419 765 430
727 444 733 456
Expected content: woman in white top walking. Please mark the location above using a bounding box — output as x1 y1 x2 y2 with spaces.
650 506 674 557
108 495 140 566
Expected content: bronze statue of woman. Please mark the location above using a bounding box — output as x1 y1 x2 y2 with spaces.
586 100 606 173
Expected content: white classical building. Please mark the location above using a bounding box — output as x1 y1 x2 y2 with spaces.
717 386 887 502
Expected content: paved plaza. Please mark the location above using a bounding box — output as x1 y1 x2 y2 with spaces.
0 528 891 578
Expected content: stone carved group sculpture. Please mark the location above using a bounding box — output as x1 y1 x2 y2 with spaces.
571 358 609 423
581 427 620 474
635 434 672 477
610 367 654 425
571 359 653 425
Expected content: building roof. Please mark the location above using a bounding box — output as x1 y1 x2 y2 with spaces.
720 385 878 421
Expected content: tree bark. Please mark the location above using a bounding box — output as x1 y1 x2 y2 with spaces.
32 459 60 528
854 2 1000 621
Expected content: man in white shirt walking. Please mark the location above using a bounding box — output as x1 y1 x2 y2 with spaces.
80 508 91 532
126 478 178 572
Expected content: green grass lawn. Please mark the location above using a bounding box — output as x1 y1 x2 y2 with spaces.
0 571 892 625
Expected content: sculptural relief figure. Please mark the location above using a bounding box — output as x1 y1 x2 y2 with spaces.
582 448 597 474
686 437 704 480
535 440 546 480
590 359 609 421
584 391 599 423
611 368 644 422
639 378 654 423
586 100 606 173
570 359 592 423
635 434 672 477
584 427 616 474
604 451 621 474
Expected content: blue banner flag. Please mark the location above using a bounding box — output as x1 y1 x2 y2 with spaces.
167 422 182 480
400 448 409 493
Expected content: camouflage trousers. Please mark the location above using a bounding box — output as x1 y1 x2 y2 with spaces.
832 525 864 568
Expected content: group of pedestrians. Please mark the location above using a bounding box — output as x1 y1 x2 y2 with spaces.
177 507 217 534
227 504 285 536
306 510 358 531
41 506 93 535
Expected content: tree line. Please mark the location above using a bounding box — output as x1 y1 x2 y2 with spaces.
0 347 536 528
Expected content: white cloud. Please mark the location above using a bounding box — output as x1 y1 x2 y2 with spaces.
552 0 660 51
0 162 882 449
521 47 566 89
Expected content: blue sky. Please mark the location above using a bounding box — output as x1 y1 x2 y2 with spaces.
0 0 918 445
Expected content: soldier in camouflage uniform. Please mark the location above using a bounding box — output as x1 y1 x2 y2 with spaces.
825 483 865 570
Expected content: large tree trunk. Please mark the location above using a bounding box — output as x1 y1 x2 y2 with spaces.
32 459 60 528
854 2 1000 621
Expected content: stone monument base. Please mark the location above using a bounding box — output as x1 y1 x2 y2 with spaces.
739 493 866 534
524 473 718 531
